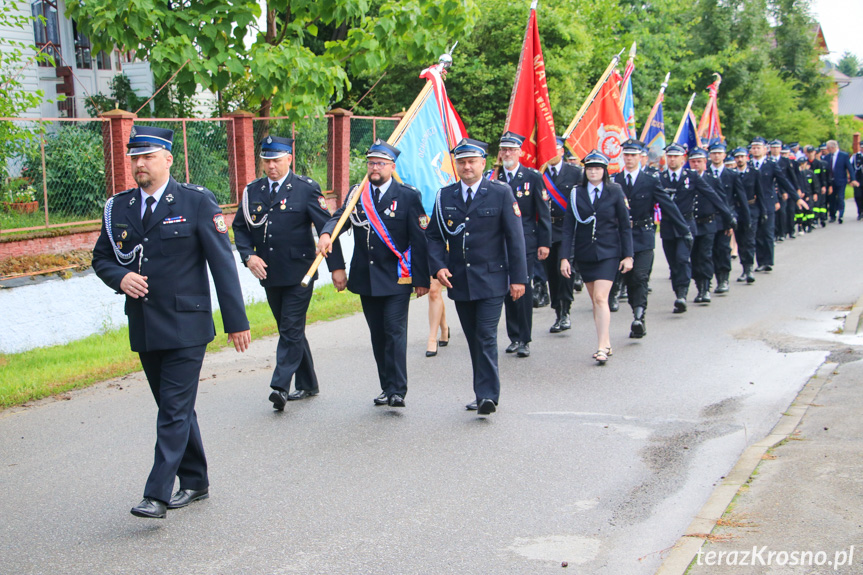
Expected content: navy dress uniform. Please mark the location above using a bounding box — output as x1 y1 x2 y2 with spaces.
560 151 634 283
687 147 736 304
705 142 750 294
732 147 767 283
544 136 583 332
322 141 429 406
92 126 249 516
487 131 551 357
751 138 795 270
232 136 345 409
613 139 690 338
427 138 527 414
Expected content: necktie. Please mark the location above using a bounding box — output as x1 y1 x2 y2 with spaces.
592 189 600 205
506 172 513 183
142 196 155 228
714 169 719 178
551 166 557 178
626 173 632 190
672 172 678 184
374 187 382 204
270 181 279 200
465 187 473 209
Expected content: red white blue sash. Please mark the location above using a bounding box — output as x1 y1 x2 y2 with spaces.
360 183 412 284
543 172 567 211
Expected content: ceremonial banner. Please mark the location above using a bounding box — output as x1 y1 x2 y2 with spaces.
697 74 723 143
674 92 699 151
503 0 557 169
565 73 628 173
619 42 637 139
394 63 466 215
640 72 669 154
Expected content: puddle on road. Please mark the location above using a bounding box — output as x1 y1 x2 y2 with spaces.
507 535 601 564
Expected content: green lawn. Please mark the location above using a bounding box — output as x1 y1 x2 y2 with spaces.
0 283 361 409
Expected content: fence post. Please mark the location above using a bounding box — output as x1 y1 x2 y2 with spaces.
100 109 137 197
227 111 256 203
327 108 353 202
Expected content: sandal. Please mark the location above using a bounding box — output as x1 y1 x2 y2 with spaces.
592 347 613 359
594 349 608 364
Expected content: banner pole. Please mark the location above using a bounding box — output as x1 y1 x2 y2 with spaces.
673 92 697 144
639 72 669 142
562 49 624 140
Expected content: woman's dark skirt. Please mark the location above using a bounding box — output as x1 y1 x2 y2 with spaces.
575 257 619 283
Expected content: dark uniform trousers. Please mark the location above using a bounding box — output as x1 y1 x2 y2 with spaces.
662 237 693 291
233 173 345 394
691 231 715 282
492 166 551 345
324 180 429 398
624 250 654 309
139 344 208 503
93 178 249 505
427 179 527 404
544 163 581 314
754 210 775 267
713 232 732 275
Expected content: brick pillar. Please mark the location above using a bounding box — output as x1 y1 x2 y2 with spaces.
327 108 353 203
853 132 860 153
100 109 137 197
228 111 256 204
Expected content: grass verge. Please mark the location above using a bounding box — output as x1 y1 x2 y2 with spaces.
0 283 361 409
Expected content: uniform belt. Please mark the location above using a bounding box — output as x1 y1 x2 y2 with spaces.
747 198 757 205
551 216 564 223
632 218 655 229
682 211 695 220
696 214 715 224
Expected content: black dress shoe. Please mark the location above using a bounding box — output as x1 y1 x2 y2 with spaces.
737 272 747 282
438 327 450 347
465 400 478 411
287 389 319 400
549 318 562 333
517 342 530 358
425 344 438 357
167 488 209 509
559 313 571 330
374 392 388 406
629 318 645 339
609 296 620 312
763 264 772 272
505 341 520 353
131 497 167 519
477 398 497 415
754 265 766 272
388 394 405 407
269 389 288 411
838 217 843 224
673 298 687 314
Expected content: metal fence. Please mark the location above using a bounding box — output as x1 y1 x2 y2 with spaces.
252 116 329 189
0 118 108 234
350 116 398 184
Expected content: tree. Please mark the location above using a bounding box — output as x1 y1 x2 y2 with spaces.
837 51 862 77
0 0 54 175
67 0 479 120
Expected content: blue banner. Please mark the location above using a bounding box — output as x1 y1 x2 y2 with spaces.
394 93 458 216
675 110 699 151
643 100 665 153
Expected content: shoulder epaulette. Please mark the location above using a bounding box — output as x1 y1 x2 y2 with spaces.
181 183 206 193
114 188 135 196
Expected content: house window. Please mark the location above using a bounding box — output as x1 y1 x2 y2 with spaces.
31 0 61 67
72 20 92 69
96 50 112 70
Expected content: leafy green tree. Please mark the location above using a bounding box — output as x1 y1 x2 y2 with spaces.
67 0 479 121
836 51 862 77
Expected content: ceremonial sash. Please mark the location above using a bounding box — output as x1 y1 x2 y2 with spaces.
543 172 567 211
360 183 413 284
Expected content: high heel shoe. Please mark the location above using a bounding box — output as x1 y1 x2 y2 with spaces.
438 327 450 347
426 343 438 357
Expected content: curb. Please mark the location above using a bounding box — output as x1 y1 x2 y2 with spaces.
844 292 863 335
654 361 838 575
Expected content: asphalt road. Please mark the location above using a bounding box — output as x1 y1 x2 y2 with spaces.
2 213 861 574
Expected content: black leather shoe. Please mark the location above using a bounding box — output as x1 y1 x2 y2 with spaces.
715 280 729 293
477 398 497 415
754 265 766 272
131 497 167 519
425 345 438 357
549 318 562 333
673 298 687 314
465 400 478 411
838 217 843 224
609 295 620 312
573 273 584 292
737 272 747 282
505 341 520 354
763 264 772 272
388 394 405 407
438 328 450 347
167 488 209 509
630 317 646 339
559 313 571 330
374 392 388 406
269 389 288 411
517 343 530 358
287 389 319 401
693 290 704 304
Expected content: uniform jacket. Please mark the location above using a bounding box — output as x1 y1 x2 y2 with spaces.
769 155 800 197
93 178 249 353
233 173 345 287
323 179 430 297
705 166 751 229
560 182 634 262
738 163 769 218
853 152 863 183
660 167 733 237
488 164 552 250
426 178 528 301
753 157 795 206
544 162 582 243
824 151 854 189
810 158 828 191
613 168 689 251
